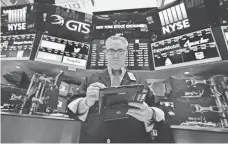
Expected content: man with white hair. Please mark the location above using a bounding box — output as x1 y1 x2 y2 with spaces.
68 35 167 143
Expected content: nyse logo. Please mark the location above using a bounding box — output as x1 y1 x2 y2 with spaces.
159 3 190 35
3 7 27 31
50 15 90 34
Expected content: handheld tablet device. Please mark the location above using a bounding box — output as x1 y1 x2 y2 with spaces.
99 84 147 121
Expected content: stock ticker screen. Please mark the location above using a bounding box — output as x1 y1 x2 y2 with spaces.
0 34 36 59
35 35 90 69
151 28 221 70
87 38 151 70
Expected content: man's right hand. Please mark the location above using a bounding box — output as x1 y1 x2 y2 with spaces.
85 82 106 107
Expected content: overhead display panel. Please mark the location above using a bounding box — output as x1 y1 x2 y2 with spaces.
35 34 90 69
1 4 36 35
151 28 221 70
146 0 212 41
36 35 65 62
62 40 89 67
0 34 36 60
31 4 93 69
203 0 228 26
218 0 228 25
221 26 228 49
90 12 152 70
93 0 158 12
93 13 150 39
87 38 151 70
35 4 93 42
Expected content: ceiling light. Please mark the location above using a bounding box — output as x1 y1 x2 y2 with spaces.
184 72 190 75
16 66 20 69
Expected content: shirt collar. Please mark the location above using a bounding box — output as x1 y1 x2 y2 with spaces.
107 65 126 77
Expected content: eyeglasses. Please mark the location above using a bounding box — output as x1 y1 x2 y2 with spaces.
106 49 126 56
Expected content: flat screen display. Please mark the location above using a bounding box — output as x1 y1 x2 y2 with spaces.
222 26 228 49
35 34 90 69
146 0 212 41
1 4 36 35
93 13 149 39
87 38 151 70
0 34 35 59
36 35 65 62
225 32 228 41
151 28 221 70
62 40 89 68
59 81 70 97
37 4 93 42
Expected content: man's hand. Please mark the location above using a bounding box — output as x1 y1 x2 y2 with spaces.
85 82 106 107
127 102 153 123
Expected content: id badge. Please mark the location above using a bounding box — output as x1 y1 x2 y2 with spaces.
128 72 136 81
152 129 158 136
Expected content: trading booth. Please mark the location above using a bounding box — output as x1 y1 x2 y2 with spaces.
1 0 228 143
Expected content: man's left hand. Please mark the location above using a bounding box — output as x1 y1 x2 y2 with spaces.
127 102 153 123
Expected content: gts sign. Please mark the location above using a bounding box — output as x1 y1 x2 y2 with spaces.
51 15 90 34
159 3 190 35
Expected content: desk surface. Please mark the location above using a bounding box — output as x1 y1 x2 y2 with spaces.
1 112 81 143
0 111 74 121
171 125 228 143
171 125 228 133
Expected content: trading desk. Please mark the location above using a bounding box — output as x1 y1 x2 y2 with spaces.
171 125 228 143
1 112 81 143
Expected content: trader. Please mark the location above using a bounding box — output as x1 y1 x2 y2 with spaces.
68 35 166 143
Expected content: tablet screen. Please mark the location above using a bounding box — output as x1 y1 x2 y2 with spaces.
98 84 146 121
